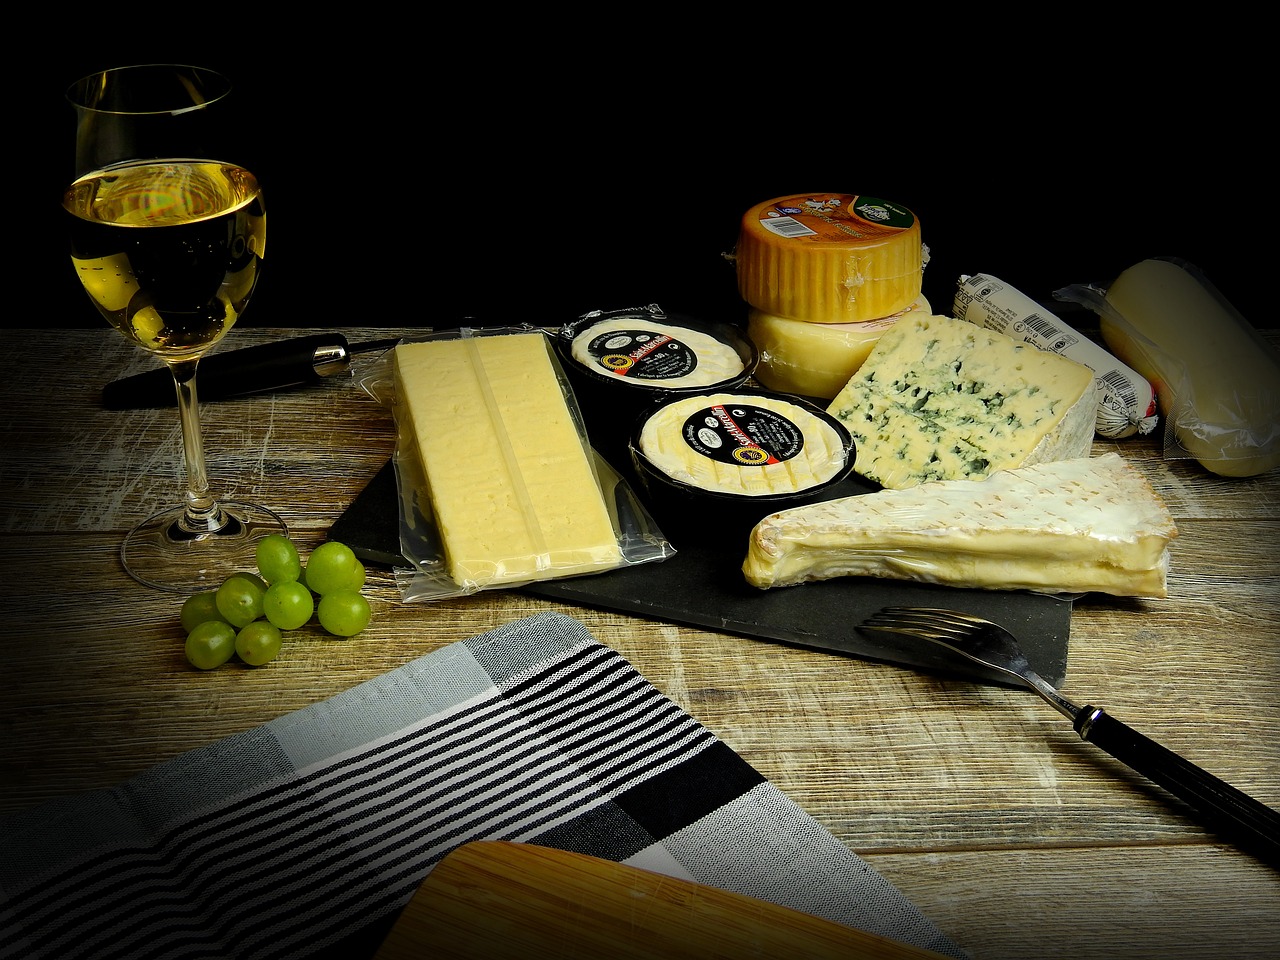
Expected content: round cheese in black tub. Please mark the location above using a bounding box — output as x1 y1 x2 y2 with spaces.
628 389 855 541
555 307 758 468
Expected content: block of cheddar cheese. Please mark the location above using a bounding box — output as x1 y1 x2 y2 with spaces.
393 331 622 590
743 453 1177 597
827 313 1100 489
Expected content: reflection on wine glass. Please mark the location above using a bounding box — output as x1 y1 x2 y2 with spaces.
63 64 287 593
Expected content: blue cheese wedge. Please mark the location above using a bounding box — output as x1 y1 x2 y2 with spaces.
827 313 1100 489
743 453 1177 597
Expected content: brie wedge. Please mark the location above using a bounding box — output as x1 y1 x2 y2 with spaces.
742 453 1177 597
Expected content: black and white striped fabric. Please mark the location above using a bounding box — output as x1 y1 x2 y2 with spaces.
0 611 966 959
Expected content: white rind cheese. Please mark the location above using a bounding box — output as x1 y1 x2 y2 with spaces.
393 333 622 589
743 453 1178 597
828 313 1100 489
636 392 850 497
569 317 745 388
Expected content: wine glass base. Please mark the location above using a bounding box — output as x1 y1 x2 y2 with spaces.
121 500 288 594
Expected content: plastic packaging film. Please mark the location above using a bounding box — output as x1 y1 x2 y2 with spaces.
356 326 675 600
953 274 1158 439
1054 258 1280 478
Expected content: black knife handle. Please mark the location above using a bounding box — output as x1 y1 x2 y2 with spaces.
102 334 351 409
1075 706 1280 868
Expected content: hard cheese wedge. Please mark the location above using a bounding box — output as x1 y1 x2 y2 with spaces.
828 313 1099 489
393 332 622 589
743 453 1177 597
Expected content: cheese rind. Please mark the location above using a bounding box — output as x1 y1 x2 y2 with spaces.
393 332 622 589
743 453 1177 597
736 194 924 323
827 313 1100 489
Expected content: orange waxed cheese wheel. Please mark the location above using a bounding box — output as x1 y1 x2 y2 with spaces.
735 194 925 324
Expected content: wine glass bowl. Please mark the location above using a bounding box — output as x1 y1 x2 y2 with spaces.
64 159 265 361
63 64 286 593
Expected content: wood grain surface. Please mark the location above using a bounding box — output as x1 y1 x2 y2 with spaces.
374 840 956 960
1 327 1277 959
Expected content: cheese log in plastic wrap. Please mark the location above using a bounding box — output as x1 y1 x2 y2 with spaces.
735 194 925 323
827 313 1100 489
1096 258 1280 478
747 295 930 400
743 453 1177 597
953 273 1158 439
393 332 622 589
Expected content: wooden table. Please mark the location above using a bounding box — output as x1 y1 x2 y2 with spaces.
2 327 1277 959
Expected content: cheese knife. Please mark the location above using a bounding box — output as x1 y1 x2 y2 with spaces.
101 333 404 409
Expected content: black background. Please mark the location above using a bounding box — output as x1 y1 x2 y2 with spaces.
15 29 1269 337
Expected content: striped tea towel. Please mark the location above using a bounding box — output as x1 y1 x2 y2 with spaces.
0 610 965 960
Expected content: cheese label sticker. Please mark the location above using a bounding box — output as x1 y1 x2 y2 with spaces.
758 194 915 243
681 404 804 466
582 328 699 380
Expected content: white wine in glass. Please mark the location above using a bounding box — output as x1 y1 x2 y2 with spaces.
63 64 287 593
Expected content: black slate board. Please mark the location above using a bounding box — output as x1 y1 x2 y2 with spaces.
329 459 1072 687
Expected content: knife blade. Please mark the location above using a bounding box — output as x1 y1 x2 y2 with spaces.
101 334 403 409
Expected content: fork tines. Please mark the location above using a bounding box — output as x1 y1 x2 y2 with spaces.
862 607 991 640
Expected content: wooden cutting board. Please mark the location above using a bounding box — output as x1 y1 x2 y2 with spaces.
373 841 956 960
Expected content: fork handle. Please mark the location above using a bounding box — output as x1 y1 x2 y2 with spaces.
1076 706 1280 868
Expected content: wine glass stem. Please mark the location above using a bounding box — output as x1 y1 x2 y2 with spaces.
169 359 228 534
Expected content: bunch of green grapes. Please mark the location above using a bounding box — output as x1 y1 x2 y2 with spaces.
180 536 373 670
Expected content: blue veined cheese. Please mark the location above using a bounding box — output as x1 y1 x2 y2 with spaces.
743 453 1178 597
827 313 1100 489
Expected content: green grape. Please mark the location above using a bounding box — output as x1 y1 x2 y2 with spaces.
256 534 302 584
317 589 371 637
236 621 283 666
185 620 237 670
263 580 315 631
351 559 366 590
231 570 269 592
180 591 228 633
305 541 359 595
216 574 267 628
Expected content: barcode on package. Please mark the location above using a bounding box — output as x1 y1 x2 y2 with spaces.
761 216 818 239
1100 370 1140 408
1022 314 1061 338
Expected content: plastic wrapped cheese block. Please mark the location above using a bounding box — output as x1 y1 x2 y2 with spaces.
1092 258 1279 477
743 453 1178 597
734 194 925 323
827 314 1099 489
392 330 623 591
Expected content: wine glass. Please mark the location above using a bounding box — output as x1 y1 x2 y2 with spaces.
63 63 287 593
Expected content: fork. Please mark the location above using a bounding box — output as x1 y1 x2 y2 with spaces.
861 606 1280 869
